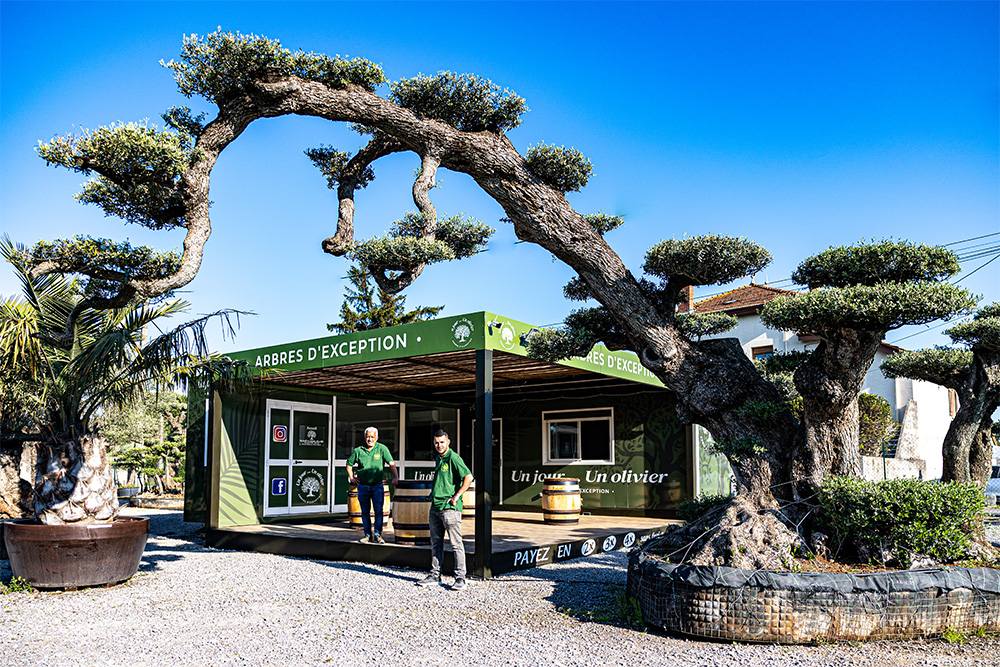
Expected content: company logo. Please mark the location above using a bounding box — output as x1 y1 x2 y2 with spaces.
298 425 325 447
295 468 324 503
603 535 617 552
622 532 636 548
452 317 474 348
271 478 287 496
581 539 597 557
497 322 517 350
272 425 288 443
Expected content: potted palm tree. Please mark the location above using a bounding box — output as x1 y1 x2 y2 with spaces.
0 237 248 588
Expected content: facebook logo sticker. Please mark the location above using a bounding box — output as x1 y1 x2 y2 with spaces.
272 478 287 496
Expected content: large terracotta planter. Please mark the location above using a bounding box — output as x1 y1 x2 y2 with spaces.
3 517 149 589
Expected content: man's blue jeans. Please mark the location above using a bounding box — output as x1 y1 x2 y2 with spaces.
356 482 385 537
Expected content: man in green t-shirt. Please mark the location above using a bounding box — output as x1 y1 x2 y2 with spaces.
346 427 398 544
416 429 473 590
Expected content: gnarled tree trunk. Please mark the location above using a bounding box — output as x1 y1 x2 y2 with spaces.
942 353 999 486
794 330 883 483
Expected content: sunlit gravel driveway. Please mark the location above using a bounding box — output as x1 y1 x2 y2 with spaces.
2 508 998 667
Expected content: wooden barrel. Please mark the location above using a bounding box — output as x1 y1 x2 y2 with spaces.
347 484 391 529
541 477 581 525
461 481 476 518
392 480 432 544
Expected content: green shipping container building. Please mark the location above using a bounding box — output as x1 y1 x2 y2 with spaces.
184 312 730 576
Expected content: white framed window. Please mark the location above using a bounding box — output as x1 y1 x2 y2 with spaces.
542 408 614 464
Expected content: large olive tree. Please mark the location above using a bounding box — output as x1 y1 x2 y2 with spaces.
19 31 976 564
760 242 975 484
882 303 1000 487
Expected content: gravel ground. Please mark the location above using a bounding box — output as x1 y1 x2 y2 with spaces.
2 509 999 667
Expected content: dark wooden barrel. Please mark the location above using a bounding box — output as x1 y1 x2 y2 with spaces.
347 484 391 529
4 517 149 589
392 480 432 544
541 477 581 525
461 480 476 518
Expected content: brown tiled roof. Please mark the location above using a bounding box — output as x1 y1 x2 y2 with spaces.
680 283 908 353
679 283 800 315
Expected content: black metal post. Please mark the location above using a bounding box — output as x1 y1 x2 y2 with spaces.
473 348 493 579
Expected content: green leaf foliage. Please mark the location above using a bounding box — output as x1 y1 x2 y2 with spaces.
328 265 442 334
818 477 984 567
761 282 977 333
880 347 973 387
563 276 591 302
305 145 375 190
582 213 625 236
525 143 592 192
946 302 1000 351
163 30 385 103
755 350 814 374
753 368 800 412
432 215 495 259
674 312 738 340
100 391 187 491
38 121 194 229
792 240 960 289
390 71 527 133
350 235 453 272
858 392 899 456
26 237 181 301
161 106 206 137
523 307 630 362
350 212 493 272
643 235 771 287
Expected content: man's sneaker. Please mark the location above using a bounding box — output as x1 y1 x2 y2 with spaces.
452 578 467 591
373 533 386 544
416 575 441 587
359 535 372 544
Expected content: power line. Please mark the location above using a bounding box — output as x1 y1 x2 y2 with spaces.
953 252 1000 285
941 231 1000 247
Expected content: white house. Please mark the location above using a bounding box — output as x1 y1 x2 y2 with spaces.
681 283 955 485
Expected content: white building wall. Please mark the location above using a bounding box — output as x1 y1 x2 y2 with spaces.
908 380 953 480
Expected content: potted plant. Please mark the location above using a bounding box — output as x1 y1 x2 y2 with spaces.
0 238 248 588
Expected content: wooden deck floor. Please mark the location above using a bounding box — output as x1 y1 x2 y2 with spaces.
207 511 680 575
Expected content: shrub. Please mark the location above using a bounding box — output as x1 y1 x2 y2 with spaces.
858 392 899 456
818 477 984 567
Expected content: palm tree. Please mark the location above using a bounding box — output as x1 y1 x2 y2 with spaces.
0 237 250 524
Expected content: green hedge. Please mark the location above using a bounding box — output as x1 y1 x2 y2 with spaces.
818 477 984 567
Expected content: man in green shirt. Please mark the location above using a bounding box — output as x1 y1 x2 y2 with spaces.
346 427 398 544
416 429 473 590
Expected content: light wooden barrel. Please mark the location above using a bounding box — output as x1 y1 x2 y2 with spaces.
541 477 581 525
347 484 391 529
392 480 432 544
461 481 476 518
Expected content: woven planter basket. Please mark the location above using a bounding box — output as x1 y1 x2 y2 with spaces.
628 549 1000 643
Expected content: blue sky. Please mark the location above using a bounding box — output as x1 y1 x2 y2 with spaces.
1 1 997 354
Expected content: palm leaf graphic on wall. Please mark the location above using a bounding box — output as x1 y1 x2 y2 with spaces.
218 397 262 527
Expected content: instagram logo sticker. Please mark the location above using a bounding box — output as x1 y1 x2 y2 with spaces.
273 425 288 443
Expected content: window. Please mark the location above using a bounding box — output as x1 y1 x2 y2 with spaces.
405 405 458 462
335 397 399 460
752 345 773 361
543 409 614 464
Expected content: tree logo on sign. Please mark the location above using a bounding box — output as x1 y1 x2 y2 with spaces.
296 469 324 503
452 317 474 348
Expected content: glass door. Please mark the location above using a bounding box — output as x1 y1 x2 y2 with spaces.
265 400 333 517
